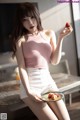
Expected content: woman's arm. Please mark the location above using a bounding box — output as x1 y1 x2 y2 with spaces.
15 37 30 95
50 25 73 65
15 37 42 102
50 30 63 65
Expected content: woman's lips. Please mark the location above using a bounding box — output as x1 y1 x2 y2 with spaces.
30 26 34 29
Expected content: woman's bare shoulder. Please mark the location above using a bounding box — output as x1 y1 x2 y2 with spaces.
43 29 55 37
16 36 25 47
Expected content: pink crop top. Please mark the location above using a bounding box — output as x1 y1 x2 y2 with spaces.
22 32 52 68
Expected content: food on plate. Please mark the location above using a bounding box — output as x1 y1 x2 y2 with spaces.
65 22 70 28
48 92 60 100
41 91 63 101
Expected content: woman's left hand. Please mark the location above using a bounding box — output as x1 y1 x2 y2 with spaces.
28 90 43 102
59 22 73 39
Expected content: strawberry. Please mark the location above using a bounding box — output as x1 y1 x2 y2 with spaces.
48 93 58 100
48 93 53 99
65 22 70 28
51 94 57 100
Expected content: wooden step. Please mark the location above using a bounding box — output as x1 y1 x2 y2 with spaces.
0 80 24 111
0 63 17 82
0 80 19 92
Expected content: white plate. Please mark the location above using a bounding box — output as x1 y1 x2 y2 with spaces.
41 91 64 102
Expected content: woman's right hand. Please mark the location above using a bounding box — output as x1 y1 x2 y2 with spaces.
28 90 43 102
59 22 73 39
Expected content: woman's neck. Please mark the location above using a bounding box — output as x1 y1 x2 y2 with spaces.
28 30 39 36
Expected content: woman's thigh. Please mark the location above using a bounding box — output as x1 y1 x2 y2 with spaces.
48 99 70 120
22 97 58 120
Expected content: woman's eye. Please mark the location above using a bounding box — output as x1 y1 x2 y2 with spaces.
31 16 35 19
23 19 28 22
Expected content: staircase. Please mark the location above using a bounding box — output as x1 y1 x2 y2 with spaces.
0 63 22 108
0 52 19 101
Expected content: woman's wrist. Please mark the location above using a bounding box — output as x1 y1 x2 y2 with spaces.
58 35 64 42
25 88 31 96
58 34 64 40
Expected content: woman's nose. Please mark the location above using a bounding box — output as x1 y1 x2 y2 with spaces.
29 18 33 25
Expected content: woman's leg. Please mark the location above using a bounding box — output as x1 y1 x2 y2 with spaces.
45 75 71 120
47 99 70 120
22 97 58 120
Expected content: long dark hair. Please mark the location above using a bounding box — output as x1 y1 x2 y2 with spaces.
12 2 43 56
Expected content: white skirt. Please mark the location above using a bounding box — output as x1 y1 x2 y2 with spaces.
20 68 59 99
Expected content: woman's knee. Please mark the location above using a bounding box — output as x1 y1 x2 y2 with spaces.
22 98 58 120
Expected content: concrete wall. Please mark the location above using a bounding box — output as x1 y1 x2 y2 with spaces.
0 0 78 75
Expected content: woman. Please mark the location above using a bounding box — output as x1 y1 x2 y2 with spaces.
12 2 73 120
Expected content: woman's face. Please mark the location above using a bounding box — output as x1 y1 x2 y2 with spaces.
22 16 38 34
